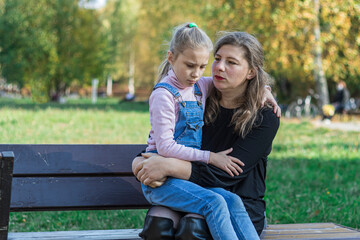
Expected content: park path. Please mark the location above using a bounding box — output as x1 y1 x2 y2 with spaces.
312 119 360 132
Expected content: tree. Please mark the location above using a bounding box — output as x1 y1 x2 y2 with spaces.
313 0 329 106
1 0 359 101
200 0 360 101
101 0 140 95
0 0 57 101
50 0 107 100
0 0 108 102
317 0 360 97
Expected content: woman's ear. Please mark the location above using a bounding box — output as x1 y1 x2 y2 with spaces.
167 51 174 65
247 68 256 80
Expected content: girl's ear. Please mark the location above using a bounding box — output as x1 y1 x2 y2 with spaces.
247 68 256 80
167 51 174 65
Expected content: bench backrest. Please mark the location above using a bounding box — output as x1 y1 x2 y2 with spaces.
1 144 150 212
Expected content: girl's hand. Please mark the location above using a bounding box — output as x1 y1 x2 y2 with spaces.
262 87 281 117
209 148 244 177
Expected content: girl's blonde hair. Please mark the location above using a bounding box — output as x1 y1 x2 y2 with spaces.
204 32 273 138
156 23 213 83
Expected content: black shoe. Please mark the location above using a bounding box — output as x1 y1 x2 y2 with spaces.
139 215 175 240
175 217 213 240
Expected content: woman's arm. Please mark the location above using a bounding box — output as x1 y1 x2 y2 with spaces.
132 153 192 186
263 87 281 117
190 108 280 188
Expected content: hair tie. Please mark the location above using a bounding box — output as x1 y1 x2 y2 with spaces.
188 23 198 28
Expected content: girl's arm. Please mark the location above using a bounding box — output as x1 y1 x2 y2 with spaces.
149 88 209 163
150 88 243 176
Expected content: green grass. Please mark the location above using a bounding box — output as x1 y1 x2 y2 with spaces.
1 98 359 231
9 210 147 232
0 97 150 144
266 121 360 229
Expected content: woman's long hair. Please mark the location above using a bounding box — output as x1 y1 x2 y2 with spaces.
204 32 273 138
156 23 213 83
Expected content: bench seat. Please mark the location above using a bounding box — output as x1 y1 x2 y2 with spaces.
261 223 360 239
8 223 360 240
8 229 143 240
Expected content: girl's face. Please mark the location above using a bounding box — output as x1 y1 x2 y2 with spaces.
212 44 255 94
168 47 209 87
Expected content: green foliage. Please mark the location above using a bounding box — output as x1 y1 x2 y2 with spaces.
101 0 140 81
0 0 57 91
1 1 360 101
0 0 108 101
46 0 108 97
129 0 360 100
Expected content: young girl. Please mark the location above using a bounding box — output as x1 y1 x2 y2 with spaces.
141 23 260 240
146 23 244 176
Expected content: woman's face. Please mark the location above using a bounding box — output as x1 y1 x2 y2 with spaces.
212 44 254 94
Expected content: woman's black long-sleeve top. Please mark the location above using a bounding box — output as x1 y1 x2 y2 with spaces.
190 106 280 235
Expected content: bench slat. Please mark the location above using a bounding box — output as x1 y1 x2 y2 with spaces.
8 229 142 240
8 223 360 240
263 233 360 239
261 223 360 239
0 144 146 175
265 223 338 229
10 177 149 211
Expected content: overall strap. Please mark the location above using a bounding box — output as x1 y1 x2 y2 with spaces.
154 83 181 100
194 83 203 106
194 83 202 97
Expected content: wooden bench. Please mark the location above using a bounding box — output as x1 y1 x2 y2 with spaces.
1 144 360 240
1 144 149 240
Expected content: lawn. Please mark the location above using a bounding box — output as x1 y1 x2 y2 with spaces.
1 98 359 232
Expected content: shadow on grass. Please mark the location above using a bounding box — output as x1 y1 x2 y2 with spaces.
266 156 360 229
0 98 149 112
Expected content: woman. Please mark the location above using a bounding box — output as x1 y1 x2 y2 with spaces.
133 31 280 239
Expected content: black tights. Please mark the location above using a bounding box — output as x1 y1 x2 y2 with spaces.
139 206 212 240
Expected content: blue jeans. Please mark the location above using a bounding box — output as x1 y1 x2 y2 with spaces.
142 178 259 240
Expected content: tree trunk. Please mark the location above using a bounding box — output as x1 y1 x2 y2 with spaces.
313 0 329 107
128 50 135 95
106 74 113 97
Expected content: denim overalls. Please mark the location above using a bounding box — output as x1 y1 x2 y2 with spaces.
141 83 259 240
153 82 204 150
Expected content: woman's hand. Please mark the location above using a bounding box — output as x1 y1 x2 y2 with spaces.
133 153 168 187
209 148 244 177
262 87 281 117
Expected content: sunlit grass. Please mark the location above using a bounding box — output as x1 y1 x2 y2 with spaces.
0 98 150 144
